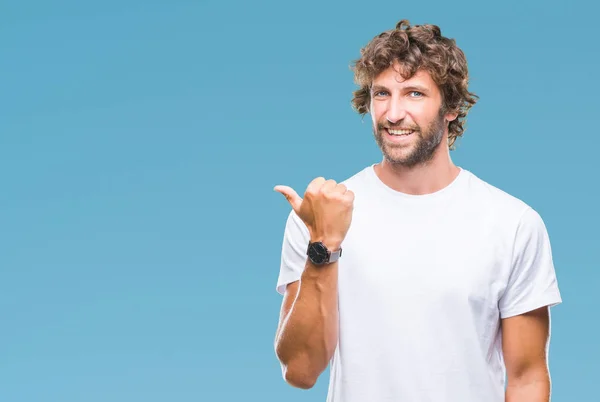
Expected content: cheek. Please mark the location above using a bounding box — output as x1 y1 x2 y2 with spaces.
370 102 386 122
412 105 439 126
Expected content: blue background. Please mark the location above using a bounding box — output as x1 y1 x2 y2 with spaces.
1 0 597 401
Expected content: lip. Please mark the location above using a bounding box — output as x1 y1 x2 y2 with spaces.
384 128 415 142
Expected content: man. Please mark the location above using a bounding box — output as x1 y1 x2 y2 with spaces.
273 19 562 402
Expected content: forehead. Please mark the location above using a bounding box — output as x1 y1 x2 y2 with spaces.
372 64 438 91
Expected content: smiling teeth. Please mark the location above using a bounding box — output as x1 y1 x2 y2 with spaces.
388 129 414 136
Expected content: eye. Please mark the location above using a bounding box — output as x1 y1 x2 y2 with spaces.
409 91 423 97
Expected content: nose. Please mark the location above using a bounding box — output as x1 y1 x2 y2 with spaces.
386 98 407 125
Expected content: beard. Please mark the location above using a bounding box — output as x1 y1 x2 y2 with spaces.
372 110 447 168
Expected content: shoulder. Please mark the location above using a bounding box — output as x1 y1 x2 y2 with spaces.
460 169 533 219
458 170 553 259
458 169 552 241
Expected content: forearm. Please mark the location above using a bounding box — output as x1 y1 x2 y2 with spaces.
505 368 551 402
275 261 339 386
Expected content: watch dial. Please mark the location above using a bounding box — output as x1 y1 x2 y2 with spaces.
309 242 328 263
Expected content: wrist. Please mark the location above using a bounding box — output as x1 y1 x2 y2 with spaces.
309 236 342 251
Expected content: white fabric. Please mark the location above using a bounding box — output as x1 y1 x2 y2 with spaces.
276 164 562 402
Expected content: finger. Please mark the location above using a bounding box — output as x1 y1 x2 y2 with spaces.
335 183 348 195
306 177 326 194
343 189 355 202
321 179 338 193
274 185 303 211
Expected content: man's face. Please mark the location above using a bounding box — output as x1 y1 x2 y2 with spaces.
369 63 456 168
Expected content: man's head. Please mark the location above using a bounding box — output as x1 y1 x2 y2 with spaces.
351 20 478 167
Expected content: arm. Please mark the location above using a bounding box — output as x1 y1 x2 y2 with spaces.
273 177 354 389
274 248 340 389
503 306 552 402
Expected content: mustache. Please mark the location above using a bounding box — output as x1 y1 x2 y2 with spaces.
377 122 420 131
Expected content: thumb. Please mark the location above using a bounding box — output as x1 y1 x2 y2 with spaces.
274 185 302 212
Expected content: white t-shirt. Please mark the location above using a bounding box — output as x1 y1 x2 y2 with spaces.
276 164 562 402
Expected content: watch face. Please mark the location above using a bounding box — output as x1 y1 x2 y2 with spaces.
308 242 329 264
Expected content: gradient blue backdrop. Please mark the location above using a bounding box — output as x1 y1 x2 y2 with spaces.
1 1 597 401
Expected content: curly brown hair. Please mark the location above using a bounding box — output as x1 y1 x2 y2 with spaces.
351 19 478 149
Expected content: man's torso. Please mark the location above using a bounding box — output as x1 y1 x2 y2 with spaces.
325 166 522 402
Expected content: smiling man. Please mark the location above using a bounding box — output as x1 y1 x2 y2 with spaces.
273 19 562 402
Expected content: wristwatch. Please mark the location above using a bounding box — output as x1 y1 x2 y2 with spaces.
306 241 342 265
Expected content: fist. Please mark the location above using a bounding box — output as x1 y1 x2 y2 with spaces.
274 177 355 249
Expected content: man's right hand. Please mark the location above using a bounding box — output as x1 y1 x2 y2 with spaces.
274 177 355 249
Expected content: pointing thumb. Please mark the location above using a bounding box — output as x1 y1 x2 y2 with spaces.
274 185 302 212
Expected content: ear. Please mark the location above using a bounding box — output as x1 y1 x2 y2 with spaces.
445 110 458 122
440 100 458 123
444 105 458 122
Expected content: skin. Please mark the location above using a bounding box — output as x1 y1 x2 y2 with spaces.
273 178 352 389
503 306 553 401
368 62 460 195
274 61 553 400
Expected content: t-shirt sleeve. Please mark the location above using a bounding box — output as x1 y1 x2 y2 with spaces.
499 207 562 319
275 210 311 295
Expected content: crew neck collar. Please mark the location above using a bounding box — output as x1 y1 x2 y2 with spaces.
366 163 468 200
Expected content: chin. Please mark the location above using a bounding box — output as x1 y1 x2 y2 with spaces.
384 146 414 161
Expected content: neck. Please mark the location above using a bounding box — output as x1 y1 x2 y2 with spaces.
373 135 461 195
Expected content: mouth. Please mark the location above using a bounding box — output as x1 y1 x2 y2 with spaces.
384 128 416 137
